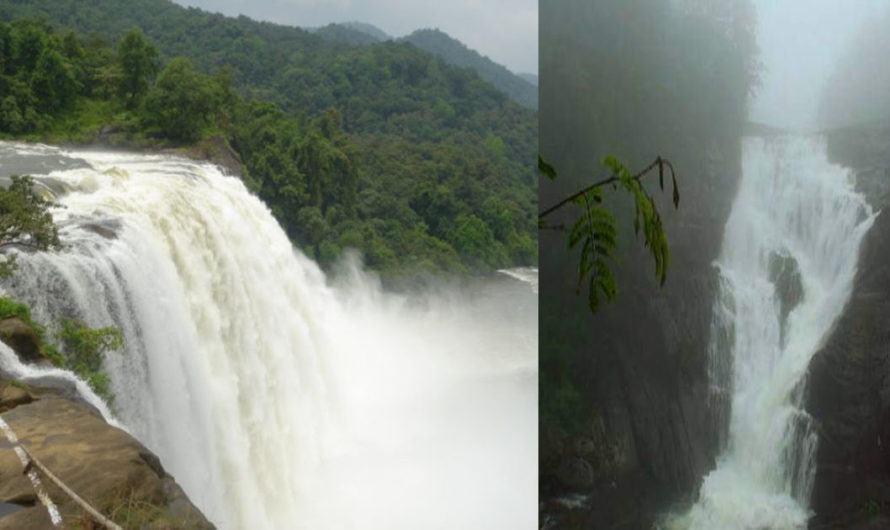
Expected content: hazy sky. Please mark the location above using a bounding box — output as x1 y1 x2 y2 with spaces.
173 0 538 74
750 0 889 131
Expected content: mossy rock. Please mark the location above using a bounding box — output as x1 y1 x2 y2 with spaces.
0 317 44 363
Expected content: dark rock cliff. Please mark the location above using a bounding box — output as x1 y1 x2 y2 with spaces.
539 136 742 529
807 121 890 530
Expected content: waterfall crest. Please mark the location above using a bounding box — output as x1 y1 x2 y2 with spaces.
0 142 537 529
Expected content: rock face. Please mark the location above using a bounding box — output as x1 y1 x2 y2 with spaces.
0 318 43 363
806 121 890 530
178 134 245 179
539 136 742 528
0 380 213 529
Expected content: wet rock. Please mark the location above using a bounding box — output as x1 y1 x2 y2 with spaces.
0 383 33 413
556 457 594 489
0 318 43 363
769 250 804 345
0 385 213 529
807 121 890 530
540 420 567 463
80 218 121 239
178 135 245 179
570 436 597 457
98 125 123 140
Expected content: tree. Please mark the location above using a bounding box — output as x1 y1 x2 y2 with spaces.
538 155 679 313
296 109 358 214
31 47 78 113
117 27 158 107
143 57 221 142
0 175 61 276
57 318 124 401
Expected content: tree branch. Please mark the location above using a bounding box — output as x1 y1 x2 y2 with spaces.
539 156 670 219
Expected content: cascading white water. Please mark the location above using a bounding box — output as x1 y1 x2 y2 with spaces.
0 142 537 529
665 136 877 529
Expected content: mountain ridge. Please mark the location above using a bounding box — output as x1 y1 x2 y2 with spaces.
311 22 537 110
0 0 537 277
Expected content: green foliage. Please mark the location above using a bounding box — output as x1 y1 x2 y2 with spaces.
31 47 79 113
540 155 677 315
0 2 537 277
0 175 61 276
568 187 618 313
603 155 673 286
144 57 220 142
450 213 502 269
116 27 158 107
0 18 78 132
0 295 31 320
57 319 124 401
0 296 122 403
402 29 537 110
539 314 584 428
7 379 28 389
538 156 557 180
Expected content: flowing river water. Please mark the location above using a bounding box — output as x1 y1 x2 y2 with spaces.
666 135 877 529
0 141 537 529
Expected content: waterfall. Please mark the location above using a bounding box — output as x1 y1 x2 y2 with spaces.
0 142 537 530
667 135 877 529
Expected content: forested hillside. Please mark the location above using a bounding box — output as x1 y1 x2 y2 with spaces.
518 73 538 86
0 0 536 278
311 23 537 110
313 22 383 46
403 29 537 110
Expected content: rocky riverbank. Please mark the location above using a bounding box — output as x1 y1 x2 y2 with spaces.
0 321 213 529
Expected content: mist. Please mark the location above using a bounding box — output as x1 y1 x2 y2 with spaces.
750 0 890 131
538 0 890 528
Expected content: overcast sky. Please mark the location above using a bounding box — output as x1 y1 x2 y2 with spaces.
750 0 889 131
173 0 538 74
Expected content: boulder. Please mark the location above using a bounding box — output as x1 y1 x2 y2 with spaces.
0 318 43 363
0 383 33 413
0 389 213 529
556 457 594 489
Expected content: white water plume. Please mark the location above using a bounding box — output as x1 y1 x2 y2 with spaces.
0 142 537 529
666 135 877 529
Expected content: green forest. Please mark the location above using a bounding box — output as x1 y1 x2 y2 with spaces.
403 29 538 110
0 0 537 279
312 24 538 110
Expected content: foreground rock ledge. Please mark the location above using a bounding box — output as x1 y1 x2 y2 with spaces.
0 381 213 529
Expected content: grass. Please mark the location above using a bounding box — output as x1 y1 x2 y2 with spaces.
6 379 29 390
68 485 208 530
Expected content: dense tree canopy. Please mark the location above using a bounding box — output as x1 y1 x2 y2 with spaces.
144 56 221 142
117 27 158 107
0 0 537 278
